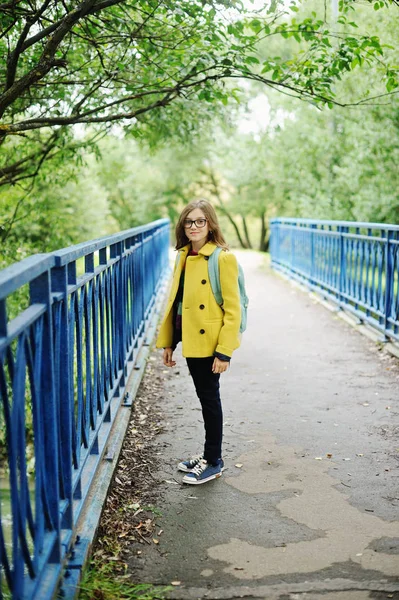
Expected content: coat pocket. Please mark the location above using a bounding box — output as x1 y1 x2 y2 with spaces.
207 319 223 341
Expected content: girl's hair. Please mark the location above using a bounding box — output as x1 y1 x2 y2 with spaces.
175 198 229 250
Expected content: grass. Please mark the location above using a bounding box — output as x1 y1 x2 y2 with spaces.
140 505 163 518
78 560 171 600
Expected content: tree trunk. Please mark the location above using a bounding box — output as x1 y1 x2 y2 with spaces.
206 169 248 249
259 211 269 252
242 215 252 249
218 204 248 249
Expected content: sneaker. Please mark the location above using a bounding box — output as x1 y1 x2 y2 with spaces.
182 458 224 485
177 454 203 473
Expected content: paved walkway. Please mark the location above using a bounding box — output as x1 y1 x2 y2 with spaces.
129 251 399 600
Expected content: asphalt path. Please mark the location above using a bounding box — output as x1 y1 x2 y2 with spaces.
129 251 399 600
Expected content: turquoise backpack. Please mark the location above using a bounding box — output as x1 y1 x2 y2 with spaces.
208 248 249 334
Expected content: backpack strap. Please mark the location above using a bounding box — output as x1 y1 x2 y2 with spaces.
174 252 181 271
208 247 223 306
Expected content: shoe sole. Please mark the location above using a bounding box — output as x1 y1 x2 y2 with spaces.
182 472 222 485
177 464 195 473
178 464 225 473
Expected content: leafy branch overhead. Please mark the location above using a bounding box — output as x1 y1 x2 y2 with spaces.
0 1 398 130
0 0 397 188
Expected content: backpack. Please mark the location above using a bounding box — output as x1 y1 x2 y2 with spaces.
208 247 249 333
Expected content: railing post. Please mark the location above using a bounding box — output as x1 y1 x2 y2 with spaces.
0 298 6 337
51 264 73 529
338 225 347 309
290 223 295 275
272 221 280 266
140 232 145 323
30 271 61 562
269 221 275 264
383 229 394 339
310 223 316 284
118 241 127 387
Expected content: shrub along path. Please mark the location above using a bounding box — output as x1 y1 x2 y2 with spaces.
89 252 399 600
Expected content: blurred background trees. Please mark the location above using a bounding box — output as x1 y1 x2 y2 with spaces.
1 0 398 264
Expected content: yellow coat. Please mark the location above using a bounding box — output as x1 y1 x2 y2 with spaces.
156 242 241 358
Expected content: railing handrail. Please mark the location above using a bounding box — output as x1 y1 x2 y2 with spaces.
269 217 399 231
53 219 169 265
0 254 55 300
0 220 170 299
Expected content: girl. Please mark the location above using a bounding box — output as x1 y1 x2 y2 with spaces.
156 199 241 485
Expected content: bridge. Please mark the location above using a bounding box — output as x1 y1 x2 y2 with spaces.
1 219 399 600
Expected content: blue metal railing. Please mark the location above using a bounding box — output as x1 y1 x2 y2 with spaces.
270 218 399 342
0 219 170 599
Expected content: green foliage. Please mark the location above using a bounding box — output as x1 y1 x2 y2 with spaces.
0 141 116 267
1 0 396 177
0 0 398 264
253 2 399 224
79 560 170 600
95 135 212 230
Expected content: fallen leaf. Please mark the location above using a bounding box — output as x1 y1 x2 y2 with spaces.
326 453 333 459
119 531 131 538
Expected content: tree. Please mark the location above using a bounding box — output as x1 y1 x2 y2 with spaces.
1 0 396 185
95 135 212 229
0 143 114 267
1 0 398 260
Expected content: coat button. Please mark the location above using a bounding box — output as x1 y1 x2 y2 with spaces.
204 256 209 261
200 329 205 334
199 304 205 310
201 279 206 284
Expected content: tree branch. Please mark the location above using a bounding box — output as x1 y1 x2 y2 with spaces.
0 0 101 117
5 0 53 91
0 70 222 133
0 131 60 188
19 0 127 53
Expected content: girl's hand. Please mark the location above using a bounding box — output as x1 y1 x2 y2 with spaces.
163 347 176 367
212 357 229 374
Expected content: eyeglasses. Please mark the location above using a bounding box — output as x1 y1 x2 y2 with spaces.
183 218 207 229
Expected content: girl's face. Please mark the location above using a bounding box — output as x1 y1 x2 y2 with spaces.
184 208 210 248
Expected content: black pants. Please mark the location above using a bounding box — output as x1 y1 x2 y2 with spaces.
186 356 222 465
